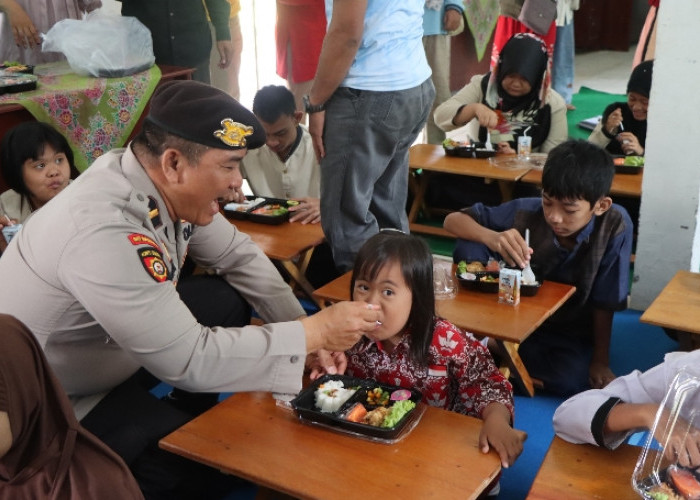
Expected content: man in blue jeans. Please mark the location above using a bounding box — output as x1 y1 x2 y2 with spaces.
307 0 435 272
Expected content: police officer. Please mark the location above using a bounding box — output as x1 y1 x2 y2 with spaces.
0 80 382 498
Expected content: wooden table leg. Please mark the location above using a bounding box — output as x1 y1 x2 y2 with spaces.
408 170 431 224
497 180 516 202
279 256 321 309
496 340 535 397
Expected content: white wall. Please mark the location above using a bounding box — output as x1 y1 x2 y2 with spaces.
630 0 700 309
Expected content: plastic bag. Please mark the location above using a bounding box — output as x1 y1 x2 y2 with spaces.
42 10 155 78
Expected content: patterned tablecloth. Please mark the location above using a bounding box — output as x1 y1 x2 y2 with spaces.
0 62 162 172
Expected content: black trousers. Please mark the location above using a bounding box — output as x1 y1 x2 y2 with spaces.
81 275 252 500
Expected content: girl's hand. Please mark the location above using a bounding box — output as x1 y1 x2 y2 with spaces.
0 215 17 231
617 132 644 156
484 228 532 269
479 409 528 468
605 107 623 134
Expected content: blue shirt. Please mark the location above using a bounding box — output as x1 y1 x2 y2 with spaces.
423 0 464 36
454 198 633 333
325 0 431 91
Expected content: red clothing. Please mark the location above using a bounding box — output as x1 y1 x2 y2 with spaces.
345 318 514 420
275 0 326 83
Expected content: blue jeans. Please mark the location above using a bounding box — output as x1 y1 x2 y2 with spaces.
320 78 435 271
552 21 575 104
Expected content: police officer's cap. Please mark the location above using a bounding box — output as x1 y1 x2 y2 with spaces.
145 80 266 150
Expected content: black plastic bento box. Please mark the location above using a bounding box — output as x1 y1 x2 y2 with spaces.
291 374 424 441
223 196 295 225
0 74 37 94
456 268 541 296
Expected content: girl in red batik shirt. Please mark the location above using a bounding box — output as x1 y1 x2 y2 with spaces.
345 231 527 469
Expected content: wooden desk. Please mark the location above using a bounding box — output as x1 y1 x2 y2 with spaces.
228 217 325 307
527 436 640 499
160 392 501 500
313 271 576 396
408 144 532 237
640 270 700 350
520 168 643 198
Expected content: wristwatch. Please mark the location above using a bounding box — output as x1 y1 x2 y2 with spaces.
303 94 325 114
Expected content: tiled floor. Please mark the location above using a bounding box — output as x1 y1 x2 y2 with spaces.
574 46 636 94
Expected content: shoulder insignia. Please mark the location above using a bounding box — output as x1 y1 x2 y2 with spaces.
147 196 162 228
128 233 160 249
137 247 169 282
213 118 253 147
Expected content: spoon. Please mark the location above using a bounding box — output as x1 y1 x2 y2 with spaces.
522 229 536 284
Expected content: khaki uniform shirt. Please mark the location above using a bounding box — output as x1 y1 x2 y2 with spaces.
0 146 307 418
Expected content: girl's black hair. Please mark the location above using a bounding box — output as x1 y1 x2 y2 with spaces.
0 122 79 196
350 231 435 366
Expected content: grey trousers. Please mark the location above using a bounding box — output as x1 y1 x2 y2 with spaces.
320 78 435 271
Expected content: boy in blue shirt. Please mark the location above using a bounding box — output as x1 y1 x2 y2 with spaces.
444 140 633 396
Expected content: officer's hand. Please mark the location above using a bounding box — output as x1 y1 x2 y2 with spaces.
301 301 382 353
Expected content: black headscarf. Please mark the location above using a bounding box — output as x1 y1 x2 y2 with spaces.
480 33 552 148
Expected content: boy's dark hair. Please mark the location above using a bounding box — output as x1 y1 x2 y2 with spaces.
541 139 614 206
350 231 435 366
0 122 79 196
252 85 296 124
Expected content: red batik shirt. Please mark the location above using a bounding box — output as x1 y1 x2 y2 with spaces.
345 318 514 420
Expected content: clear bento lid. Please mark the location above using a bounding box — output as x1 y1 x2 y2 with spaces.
632 368 700 499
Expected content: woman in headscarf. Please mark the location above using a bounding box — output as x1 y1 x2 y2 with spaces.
588 60 653 157
434 32 567 154
0 314 143 500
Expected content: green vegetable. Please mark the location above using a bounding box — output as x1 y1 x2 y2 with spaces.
623 156 644 167
381 399 416 428
649 491 669 500
457 260 467 275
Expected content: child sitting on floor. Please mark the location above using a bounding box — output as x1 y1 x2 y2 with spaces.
444 139 634 397
345 231 526 470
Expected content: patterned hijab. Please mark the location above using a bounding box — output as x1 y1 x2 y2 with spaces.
0 314 143 500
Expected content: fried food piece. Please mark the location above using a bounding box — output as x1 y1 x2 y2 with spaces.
363 406 389 427
465 261 485 273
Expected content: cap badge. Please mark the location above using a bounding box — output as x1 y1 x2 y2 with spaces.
214 118 254 147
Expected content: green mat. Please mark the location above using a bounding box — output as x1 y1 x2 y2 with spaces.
567 86 627 140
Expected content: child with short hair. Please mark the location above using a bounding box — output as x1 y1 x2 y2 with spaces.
444 139 634 397
0 121 79 252
345 231 526 469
